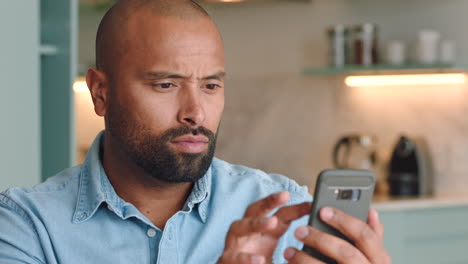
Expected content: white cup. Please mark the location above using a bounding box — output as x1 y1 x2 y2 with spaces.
386 41 406 65
417 29 440 65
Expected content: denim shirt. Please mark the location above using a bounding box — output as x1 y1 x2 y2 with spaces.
0 133 311 264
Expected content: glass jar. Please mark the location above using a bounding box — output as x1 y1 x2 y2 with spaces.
352 23 379 66
327 24 349 68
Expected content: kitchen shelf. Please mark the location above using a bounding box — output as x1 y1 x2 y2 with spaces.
303 64 467 76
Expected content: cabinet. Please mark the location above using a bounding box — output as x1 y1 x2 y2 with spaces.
378 204 468 264
40 0 78 180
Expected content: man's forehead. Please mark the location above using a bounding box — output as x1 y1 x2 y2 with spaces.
122 27 225 80
95 0 217 71
122 12 224 55
123 10 221 45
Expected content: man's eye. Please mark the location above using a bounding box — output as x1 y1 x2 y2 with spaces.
153 83 174 89
205 84 220 90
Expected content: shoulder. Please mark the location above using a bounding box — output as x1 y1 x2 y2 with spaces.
0 165 83 264
0 165 82 216
210 158 311 204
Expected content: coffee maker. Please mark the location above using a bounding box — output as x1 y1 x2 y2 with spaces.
387 136 433 196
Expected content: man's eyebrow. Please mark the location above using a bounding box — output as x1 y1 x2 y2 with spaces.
142 71 226 80
203 71 226 81
142 72 185 80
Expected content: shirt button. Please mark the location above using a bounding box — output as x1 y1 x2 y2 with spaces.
147 228 157 238
77 212 88 221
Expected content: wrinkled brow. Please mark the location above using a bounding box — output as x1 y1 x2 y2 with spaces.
142 71 226 81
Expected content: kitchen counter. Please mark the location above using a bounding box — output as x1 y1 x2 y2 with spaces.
372 193 468 211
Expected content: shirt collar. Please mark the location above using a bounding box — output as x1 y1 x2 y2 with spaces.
185 165 211 223
72 131 212 224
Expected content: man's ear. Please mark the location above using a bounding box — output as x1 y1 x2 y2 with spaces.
86 68 109 117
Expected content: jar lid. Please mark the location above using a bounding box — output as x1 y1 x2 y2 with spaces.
327 24 348 35
352 23 378 33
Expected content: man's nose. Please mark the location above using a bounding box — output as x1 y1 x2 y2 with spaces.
177 88 205 127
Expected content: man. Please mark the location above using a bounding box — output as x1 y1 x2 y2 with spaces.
0 0 391 263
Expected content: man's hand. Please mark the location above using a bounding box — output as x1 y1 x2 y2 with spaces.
217 191 311 264
283 207 392 264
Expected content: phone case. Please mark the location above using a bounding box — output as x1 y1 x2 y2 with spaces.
302 169 375 264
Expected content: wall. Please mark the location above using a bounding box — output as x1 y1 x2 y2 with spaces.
0 1 41 191
206 0 468 194
205 0 468 77
77 0 468 194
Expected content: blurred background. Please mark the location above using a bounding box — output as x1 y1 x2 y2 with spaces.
3 0 468 262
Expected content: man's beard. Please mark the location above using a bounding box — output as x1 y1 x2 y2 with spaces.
106 102 217 183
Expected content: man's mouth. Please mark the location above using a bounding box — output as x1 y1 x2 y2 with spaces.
170 135 209 153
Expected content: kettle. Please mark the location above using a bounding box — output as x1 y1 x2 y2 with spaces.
333 134 377 170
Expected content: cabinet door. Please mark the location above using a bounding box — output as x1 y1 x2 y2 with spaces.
380 206 468 264
40 0 77 179
402 206 468 264
0 0 41 191
379 210 406 264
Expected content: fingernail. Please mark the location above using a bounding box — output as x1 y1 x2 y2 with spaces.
295 226 309 239
321 207 334 220
373 209 380 220
251 255 264 264
275 191 285 200
259 217 269 224
284 247 296 260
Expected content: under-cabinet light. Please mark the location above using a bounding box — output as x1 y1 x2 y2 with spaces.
73 79 89 93
345 73 467 87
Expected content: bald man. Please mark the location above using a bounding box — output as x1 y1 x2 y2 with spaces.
0 1 391 263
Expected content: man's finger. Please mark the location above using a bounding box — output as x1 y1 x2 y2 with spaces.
244 191 290 217
368 209 384 240
225 216 278 241
219 251 266 264
284 247 327 264
319 207 388 263
260 202 311 238
294 226 370 264
274 202 311 224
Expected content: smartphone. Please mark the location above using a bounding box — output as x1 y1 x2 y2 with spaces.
302 169 375 264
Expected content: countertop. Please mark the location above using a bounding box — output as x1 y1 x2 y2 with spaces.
371 193 468 211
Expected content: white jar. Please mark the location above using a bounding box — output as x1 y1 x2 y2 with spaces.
386 41 406 66
328 24 349 68
417 29 440 65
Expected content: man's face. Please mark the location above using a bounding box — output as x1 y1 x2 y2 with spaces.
104 12 225 182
